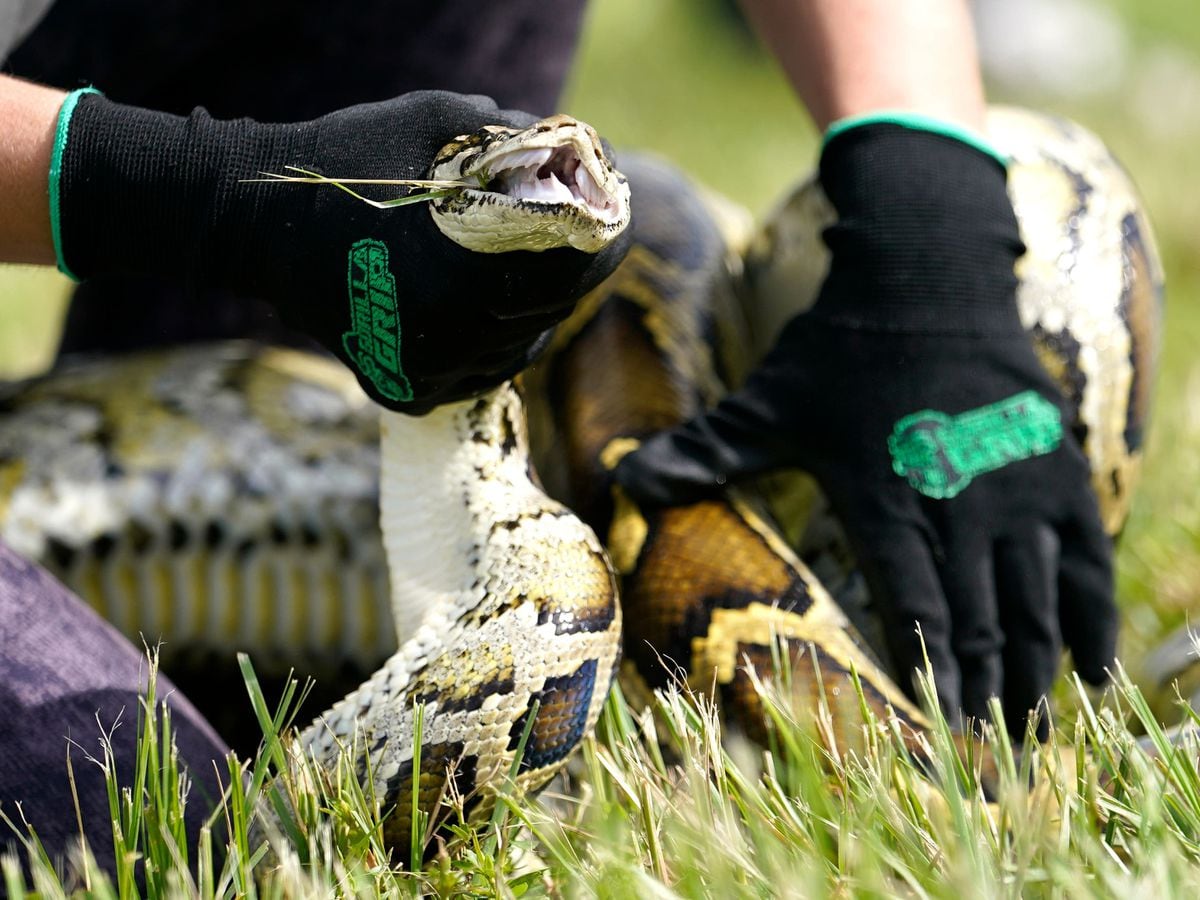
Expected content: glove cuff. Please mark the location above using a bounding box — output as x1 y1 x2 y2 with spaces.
823 110 1009 168
55 91 315 286
812 119 1026 337
48 87 102 281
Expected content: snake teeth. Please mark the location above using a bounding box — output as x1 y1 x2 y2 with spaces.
485 145 623 223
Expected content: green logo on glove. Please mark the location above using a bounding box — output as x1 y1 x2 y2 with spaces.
888 391 1063 499
343 238 413 403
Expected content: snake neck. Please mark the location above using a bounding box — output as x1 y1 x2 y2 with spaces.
378 383 536 641
298 380 620 839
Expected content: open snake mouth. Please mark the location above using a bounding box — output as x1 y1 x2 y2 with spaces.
479 143 624 223
429 115 632 253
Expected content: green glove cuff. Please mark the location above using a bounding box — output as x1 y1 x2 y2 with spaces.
823 110 1009 169
48 86 102 282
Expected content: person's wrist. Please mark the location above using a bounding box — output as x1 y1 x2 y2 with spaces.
0 77 68 266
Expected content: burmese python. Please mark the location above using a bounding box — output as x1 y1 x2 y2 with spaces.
0 107 1162 859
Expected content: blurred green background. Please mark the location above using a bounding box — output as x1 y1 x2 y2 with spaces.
1 0 1197 676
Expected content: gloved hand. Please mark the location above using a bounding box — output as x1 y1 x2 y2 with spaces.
51 89 629 413
614 120 1115 739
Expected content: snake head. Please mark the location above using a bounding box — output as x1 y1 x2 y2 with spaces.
428 114 632 254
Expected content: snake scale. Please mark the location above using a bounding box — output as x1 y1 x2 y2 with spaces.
0 107 1162 861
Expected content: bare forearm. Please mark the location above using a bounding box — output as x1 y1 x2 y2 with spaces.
737 0 987 132
0 75 66 265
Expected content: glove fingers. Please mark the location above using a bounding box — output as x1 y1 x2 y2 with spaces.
692 334 828 482
1057 506 1117 686
615 368 815 508
493 103 542 130
401 328 558 413
475 327 558 374
935 529 1002 725
855 523 960 714
469 314 564 351
403 315 560 379
994 524 1062 741
486 234 633 319
612 424 731 507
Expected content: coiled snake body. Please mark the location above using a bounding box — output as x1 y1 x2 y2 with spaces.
0 108 1163 858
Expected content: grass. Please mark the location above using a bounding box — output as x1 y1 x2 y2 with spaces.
0 264 70 379
2 0 1200 894
8 651 1200 897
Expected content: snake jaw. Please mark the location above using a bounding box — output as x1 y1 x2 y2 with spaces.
428 115 632 254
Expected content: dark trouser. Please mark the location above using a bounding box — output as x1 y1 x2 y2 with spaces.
6 0 589 355
0 541 229 882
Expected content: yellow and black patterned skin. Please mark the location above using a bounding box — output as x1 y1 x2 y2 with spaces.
999 108 1164 535
0 108 1163 857
528 109 1163 753
0 348 625 863
2 116 631 865
0 343 392 671
303 388 621 855
0 343 397 745
523 155 929 752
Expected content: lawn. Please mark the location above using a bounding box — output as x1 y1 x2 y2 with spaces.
2 0 1200 894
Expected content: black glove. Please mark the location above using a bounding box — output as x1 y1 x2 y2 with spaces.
53 89 629 413
615 122 1115 739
